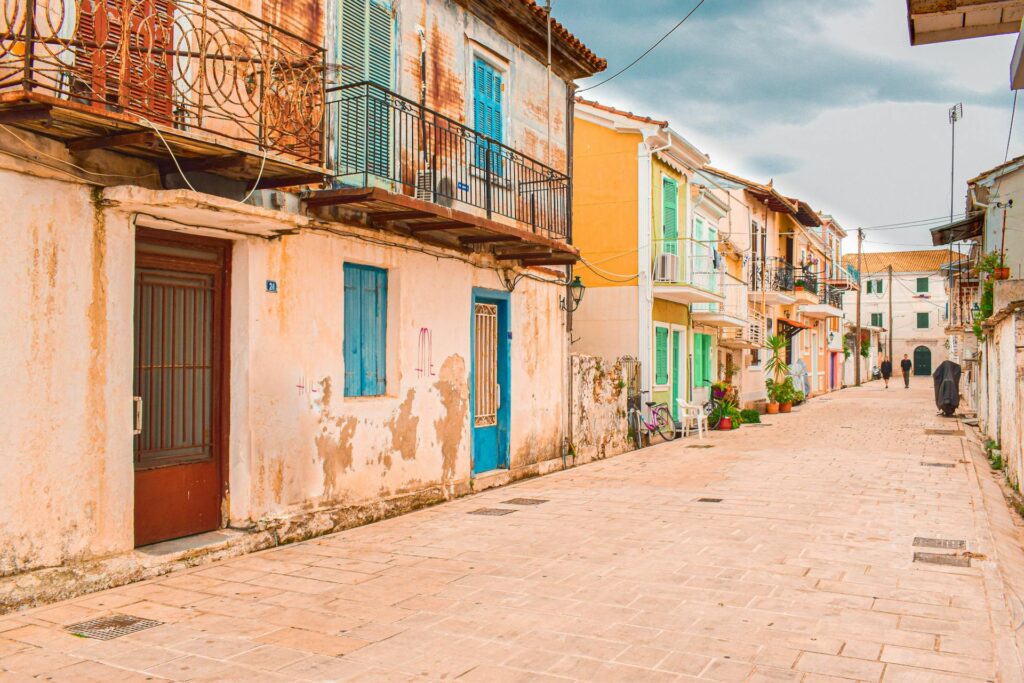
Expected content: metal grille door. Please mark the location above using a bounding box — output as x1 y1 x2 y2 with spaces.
474 303 498 428
134 269 215 467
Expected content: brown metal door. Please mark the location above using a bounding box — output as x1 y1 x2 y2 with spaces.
133 230 229 547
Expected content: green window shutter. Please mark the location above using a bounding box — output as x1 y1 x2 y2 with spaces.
917 312 929 329
344 264 388 396
866 281 873 294
655 327 669 385
916 277 929 293
662 177 678 256
701 334 712 385
871 313 882 327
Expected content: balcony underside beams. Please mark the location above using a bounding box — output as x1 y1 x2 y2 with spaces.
0 92 327 186
653 286 724 305
691 312 747 329
304 186 579 265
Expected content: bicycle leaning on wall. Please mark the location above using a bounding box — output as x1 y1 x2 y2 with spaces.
627 391 676 447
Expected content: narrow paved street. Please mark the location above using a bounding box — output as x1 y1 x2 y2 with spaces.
2 384 1024 682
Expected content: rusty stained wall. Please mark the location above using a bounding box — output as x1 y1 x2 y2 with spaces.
228 227 566 524
570 354 629 462
394 0 570 173
0 170 135 577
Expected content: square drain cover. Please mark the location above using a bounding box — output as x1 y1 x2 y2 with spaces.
469 508 515 516
921 462 956 468
914 552 970 567
914 537 966 550
66 614 162 640
925 429 964 436
697 497 723 503
503 498 548 506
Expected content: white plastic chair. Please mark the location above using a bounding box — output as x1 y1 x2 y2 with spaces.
676 399 707 439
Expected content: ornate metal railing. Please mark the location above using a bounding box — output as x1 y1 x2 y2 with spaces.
0 0 325 163
820 285 843 309
325 82 569 240
750 257 794 292
796 267 818 295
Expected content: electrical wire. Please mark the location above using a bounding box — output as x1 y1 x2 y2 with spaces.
0 124 158 179
576 0 707 94
1008 90 1018 164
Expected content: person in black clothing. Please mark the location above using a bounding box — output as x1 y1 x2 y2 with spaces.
880 356 893 389
901 354 913 388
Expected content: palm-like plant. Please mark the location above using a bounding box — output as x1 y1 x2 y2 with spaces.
763 334 790 385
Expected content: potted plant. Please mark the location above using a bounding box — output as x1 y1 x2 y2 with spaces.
777 377 795 413
763 335 790 414
715 399 738 430
979 250 1010 280
793 390 806 406
711 380 730 399
793 279 805 292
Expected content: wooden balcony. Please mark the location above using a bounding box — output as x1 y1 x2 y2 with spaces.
0 0 326 187
305 83 575 266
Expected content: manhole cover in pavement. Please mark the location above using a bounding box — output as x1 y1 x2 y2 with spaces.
697 497 723 503
686 444 715 448
921 462 956 468
468 508 515 516
913 552 970 567
914 537 966 550
66 614 162 640
503 498 548 506
924 429 965 436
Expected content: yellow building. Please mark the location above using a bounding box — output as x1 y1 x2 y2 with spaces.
572 99 719 416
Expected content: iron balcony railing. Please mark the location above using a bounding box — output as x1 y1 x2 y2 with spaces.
819 285 843 309
0 0 325 163
325 82 569 240
795 266 819 295
750 257 794 292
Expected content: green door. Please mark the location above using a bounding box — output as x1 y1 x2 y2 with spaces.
913 346 932 376
671 330 681 418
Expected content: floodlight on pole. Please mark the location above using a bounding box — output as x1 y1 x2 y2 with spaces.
948 103 963 297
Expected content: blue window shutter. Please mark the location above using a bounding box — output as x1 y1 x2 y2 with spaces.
473 58 503 171
344 264 387 396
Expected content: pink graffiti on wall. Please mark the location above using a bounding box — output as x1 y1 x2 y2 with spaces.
416 328 435 377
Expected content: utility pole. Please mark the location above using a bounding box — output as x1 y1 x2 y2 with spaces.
948 103 962 299
855 228 863 386
888 264 894 362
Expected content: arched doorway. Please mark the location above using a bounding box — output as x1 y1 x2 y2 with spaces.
913 346 932 376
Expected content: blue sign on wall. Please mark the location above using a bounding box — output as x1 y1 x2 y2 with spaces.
457 181 470 193
266 280 278 294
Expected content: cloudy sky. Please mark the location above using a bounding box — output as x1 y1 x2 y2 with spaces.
555 0 1022 253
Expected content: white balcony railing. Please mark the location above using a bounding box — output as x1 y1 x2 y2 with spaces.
653 237 723 294
693 273 747 317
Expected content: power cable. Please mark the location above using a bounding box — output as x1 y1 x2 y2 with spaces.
1008 90 1018 164
576 0 708 94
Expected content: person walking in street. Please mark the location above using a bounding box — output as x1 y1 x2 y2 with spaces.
880 356 892 389
901 354 912 388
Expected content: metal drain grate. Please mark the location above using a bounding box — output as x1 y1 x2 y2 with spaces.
468 508 515 516
503 498 548 506
686 444 715 449
921 462 956 468
924 429 965 436
66 614 162 640
697 497 723 503
913 552 970 567
914 537 966 550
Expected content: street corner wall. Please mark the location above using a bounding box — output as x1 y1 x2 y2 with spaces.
0 171 135 575
229 229 567 525
570 354 629 462
994 311 1024 490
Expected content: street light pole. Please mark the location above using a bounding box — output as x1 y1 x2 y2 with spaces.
948 103 962 299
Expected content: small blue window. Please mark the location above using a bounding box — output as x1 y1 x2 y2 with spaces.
344 263 387 397
473 57 503 173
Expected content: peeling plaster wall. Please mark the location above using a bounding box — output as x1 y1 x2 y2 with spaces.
570 355 628 462
0 171 134 576
395 0 570 173
227 228 565 524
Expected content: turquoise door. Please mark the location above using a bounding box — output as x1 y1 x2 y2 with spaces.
671 330 681 418
471 290 510 474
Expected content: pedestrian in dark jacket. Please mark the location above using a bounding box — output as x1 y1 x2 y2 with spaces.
880 357 892 388
901 354 912 388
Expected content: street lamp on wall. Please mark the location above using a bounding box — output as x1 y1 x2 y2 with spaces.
561 276 586 312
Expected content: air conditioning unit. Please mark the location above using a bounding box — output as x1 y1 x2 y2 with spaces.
654 252 679 282
415 170 454 208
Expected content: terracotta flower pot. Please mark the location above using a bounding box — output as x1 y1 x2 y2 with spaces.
780 402 793 413
766 402 779 415
718 417 733 430
994 267 1010 280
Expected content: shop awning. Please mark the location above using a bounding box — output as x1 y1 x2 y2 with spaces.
777 317 813 340
930 212 983 246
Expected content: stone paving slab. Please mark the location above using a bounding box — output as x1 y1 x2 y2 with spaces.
2 383 1024 681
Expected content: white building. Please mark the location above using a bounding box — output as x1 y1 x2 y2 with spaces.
841 250 956 376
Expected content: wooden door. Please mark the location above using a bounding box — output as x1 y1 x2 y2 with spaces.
133 230 229 546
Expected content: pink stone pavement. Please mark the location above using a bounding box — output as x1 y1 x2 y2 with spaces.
2 382 1024 681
